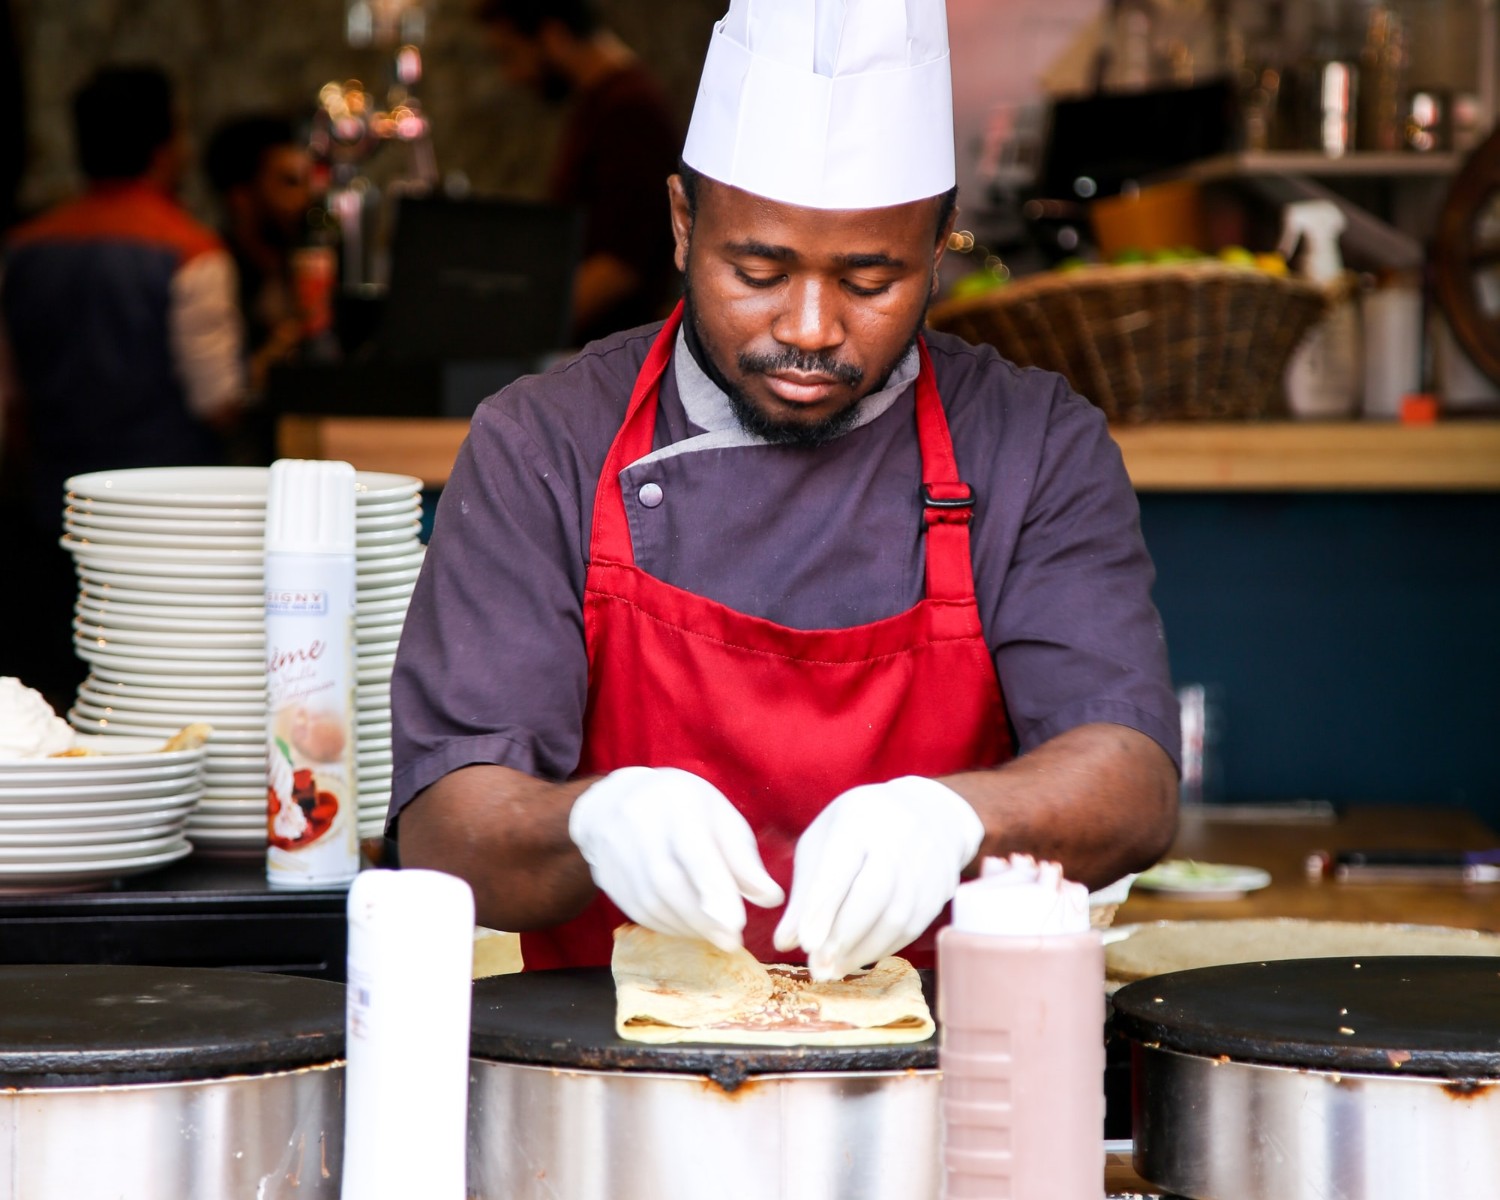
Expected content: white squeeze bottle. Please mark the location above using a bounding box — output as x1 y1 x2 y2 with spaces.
264 458 360 889
342 869 474 1200
1281 200 1362 419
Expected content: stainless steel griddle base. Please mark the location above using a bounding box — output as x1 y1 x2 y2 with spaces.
1131 1043 1500 1200
466 1059 940 1200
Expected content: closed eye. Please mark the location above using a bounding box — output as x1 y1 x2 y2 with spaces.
734 268 784 289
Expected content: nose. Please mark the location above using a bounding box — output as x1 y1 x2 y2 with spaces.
771 276 845 356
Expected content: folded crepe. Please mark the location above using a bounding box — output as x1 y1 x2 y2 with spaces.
611 924 934 1046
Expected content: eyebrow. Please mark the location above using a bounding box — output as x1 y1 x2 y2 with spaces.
721 241 908 271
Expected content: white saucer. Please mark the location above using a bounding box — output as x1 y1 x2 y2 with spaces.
1132 860 1273 900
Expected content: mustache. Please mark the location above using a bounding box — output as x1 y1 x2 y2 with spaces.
737 348 864 388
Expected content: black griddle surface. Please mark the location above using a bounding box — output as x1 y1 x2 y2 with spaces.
470 967 937 1091
1113 956 1500 1078
0 964 345 1087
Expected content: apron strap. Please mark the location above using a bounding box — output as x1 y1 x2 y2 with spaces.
588 302 684 567
590 309 978 606
914 337 980 606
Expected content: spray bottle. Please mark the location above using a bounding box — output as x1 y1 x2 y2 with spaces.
264 458 360 888
1281 200 1362 418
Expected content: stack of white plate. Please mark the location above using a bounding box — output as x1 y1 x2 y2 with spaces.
62 466 422 851
0 735 203 891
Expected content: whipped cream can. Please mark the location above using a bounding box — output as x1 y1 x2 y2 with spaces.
264 459 360 888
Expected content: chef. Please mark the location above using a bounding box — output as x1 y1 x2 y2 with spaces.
391 0 1180 980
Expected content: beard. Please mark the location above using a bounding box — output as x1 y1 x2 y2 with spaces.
681 274 931 450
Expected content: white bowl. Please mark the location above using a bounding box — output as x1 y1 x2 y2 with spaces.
0 734 205 771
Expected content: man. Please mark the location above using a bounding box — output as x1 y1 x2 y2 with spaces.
204 114 312 399
395 0 1179 981
0 65 243 707
475 0 680 344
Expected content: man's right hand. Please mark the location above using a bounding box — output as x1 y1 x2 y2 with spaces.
568 766 784 952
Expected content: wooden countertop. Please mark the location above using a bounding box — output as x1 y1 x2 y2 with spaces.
1116 804 1500 931
278 414 1500 492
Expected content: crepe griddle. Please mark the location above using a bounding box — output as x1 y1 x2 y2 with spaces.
0 964 346 1087
470 967 938 1091
1113 956 1500 1077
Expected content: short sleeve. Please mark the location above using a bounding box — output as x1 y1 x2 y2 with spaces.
389 404 590 823
988 378 1181 767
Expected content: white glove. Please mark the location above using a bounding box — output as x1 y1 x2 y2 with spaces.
774 777 984 981
569 766 785 952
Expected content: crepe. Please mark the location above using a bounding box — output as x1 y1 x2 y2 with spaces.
1107 918 1500 985
611 924 934 1046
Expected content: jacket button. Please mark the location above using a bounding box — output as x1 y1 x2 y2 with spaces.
638 482 664 508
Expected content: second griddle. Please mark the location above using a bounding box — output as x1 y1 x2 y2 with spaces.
1112 955 1500 1078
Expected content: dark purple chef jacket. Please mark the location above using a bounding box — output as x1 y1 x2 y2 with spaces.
389 323 1180 826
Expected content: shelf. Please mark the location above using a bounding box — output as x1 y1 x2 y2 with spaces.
281 414 1500 493
1112 420 1500 490
1184 151 1461 181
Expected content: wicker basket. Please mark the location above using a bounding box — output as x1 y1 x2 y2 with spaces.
927 262 1330 422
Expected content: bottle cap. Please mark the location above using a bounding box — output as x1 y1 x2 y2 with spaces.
950 854 1091 936
266 459 356 555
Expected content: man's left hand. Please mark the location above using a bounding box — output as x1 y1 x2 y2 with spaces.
773 777 984 981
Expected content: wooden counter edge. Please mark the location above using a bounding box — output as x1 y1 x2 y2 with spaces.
279 415 1500 492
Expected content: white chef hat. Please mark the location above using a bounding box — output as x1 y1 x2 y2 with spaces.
681 0 955 211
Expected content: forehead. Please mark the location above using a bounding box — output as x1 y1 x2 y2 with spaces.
695 178 940 258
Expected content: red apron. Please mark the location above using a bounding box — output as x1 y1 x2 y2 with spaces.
521 304 1013 970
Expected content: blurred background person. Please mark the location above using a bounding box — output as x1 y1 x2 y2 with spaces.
475 0 681 344
0 64 245 708
206 112 314 460
205 113 312 389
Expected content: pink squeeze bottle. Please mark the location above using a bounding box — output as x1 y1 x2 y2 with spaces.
938 855 1105 1200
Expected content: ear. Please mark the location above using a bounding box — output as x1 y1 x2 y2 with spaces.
667 174 693 274
932 201 958 274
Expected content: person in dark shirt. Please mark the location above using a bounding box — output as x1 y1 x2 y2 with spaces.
205 114 312 389
475 0 682 345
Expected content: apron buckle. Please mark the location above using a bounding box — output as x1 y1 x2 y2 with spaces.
922 482 975 525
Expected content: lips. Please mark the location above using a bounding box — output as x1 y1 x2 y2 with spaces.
763 371 843 405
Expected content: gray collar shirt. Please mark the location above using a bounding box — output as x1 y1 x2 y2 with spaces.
389 323 1179 825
